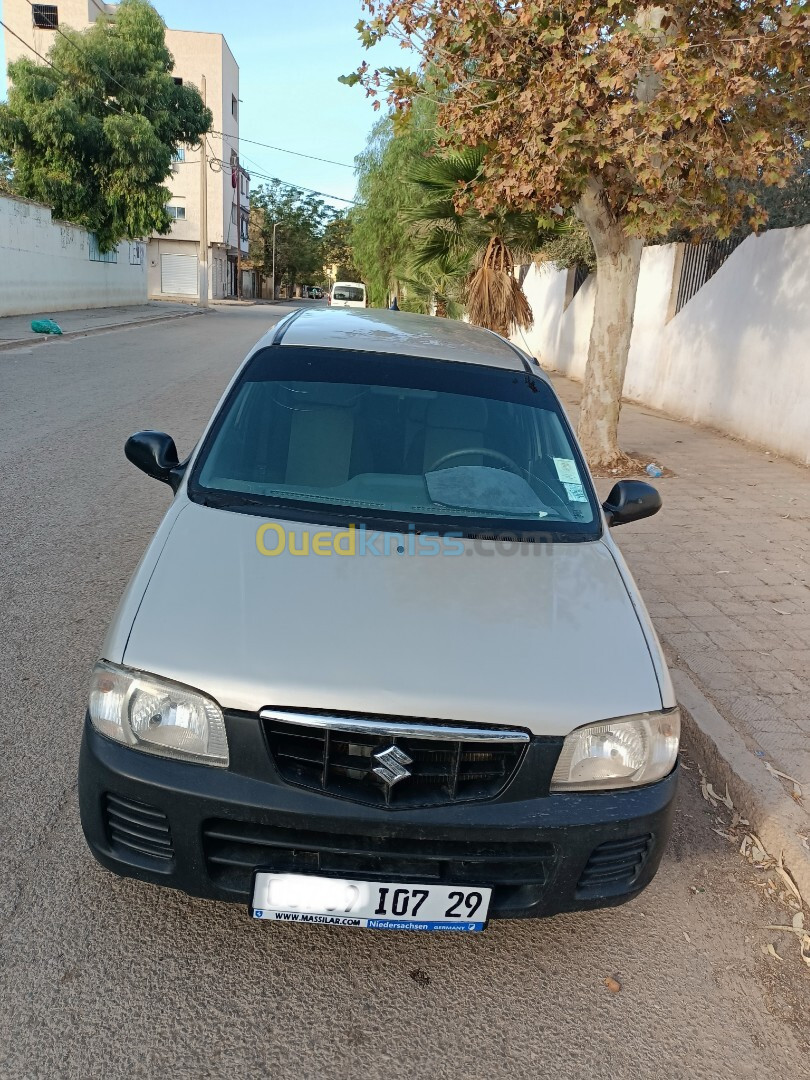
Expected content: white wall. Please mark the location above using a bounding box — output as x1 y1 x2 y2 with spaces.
515 226 810 465
0 194 147 316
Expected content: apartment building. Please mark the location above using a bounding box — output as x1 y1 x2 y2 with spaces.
2 1 249 300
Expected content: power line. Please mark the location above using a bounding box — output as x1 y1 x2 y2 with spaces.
1 16 127 119
4 18 355 203
210 129 354 170
1 18 73 81
23 0 133 102
208 154 356 205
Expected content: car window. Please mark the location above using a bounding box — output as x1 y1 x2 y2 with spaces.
190 346 600 538
332 287 364 302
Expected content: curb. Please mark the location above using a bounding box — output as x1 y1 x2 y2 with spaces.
673 667 809 901
0 308 204 353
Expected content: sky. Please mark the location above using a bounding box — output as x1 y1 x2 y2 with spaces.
0 0 405 206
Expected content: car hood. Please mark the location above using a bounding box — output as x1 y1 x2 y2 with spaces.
121 502 663 737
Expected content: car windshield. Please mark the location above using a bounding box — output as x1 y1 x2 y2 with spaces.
189 346 600 538
333 287 364 301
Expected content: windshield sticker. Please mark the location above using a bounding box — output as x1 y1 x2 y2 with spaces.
553 457 580 484
563 482 589 503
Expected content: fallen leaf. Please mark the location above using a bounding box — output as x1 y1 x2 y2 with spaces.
763 762 803 798
603 976 622 993
775 852 802 904
801 934 810 969
683 931 691 943
764 943 784 961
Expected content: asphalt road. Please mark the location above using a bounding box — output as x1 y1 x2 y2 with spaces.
0 304 806 1080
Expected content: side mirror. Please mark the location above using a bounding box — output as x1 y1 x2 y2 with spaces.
602 479 662 527
125 431 185 492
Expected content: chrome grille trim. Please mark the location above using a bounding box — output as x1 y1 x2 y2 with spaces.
258 708 530 743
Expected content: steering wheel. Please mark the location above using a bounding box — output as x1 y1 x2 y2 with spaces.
427 447 525 476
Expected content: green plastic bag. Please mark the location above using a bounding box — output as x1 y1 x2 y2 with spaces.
31 319 63 335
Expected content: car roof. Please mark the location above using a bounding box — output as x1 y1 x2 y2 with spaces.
258 307 543 375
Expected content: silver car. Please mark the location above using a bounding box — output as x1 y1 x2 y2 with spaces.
79 308 679 931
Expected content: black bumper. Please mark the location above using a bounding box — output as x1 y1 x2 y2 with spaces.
79 718 678 919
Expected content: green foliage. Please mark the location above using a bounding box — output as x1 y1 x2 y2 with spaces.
350 96 438 307
0 152 12 194
251 181 332 288
322 212 359 281
0 0 211 251
534 220 596 273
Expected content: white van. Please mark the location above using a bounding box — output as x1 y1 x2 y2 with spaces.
329 281 367 308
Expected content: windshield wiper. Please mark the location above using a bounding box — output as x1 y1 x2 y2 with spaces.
197 491 272 510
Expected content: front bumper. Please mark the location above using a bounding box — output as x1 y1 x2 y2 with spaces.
79 717 678 919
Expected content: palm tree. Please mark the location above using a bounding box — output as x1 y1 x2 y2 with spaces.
403 146 574 335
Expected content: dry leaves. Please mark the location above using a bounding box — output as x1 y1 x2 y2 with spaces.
763 912 810 970
763 761 803 800
698 765 808 968
603 976 622 993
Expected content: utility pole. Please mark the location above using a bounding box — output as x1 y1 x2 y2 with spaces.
272 220 280 301
198 74 209 309
235 154 242 300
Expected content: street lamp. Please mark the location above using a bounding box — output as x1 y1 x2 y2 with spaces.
271 221 281 300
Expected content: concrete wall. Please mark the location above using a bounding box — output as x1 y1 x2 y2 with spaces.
0 194 147 316
514 226 810 465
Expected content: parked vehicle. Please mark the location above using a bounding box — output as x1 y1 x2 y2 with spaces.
79 307 678 931
309 287 324 300
329 281 367 308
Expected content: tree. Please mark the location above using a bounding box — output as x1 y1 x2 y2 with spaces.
251 181 331 291
348 2 810 468
0 0 211 252
406 145 574 331
351 95 438 306
322 212 359 281
0 152 13 195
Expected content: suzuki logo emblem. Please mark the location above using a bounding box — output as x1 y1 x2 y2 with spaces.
372 744 413 787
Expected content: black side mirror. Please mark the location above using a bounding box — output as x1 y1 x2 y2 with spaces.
125 431 185 492
602 479 662 527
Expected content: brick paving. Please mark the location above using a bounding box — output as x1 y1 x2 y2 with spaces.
552 375 810 813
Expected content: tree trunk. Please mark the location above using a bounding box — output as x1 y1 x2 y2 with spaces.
576 177 643 470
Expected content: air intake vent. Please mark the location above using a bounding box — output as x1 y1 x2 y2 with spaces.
104 793 174 865
576 835 653 898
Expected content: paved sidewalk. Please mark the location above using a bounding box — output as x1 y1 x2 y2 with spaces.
553 376 809 834
0 302 200 348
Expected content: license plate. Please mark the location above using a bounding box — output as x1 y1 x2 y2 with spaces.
251 872 491 932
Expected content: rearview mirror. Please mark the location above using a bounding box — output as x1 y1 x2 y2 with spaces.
125 431 185 492
602 480 662 527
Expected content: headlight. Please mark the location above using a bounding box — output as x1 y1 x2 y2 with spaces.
550 709 680 792
88 662 229 767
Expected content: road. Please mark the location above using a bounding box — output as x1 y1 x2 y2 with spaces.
0 304 806 1080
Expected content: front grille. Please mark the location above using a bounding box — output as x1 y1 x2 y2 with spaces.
104 793 174 864
262 712 528 808
203 818 556 905
576 834 653 898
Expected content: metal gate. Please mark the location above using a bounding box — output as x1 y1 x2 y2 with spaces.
674 238 743 315
160 253 197 296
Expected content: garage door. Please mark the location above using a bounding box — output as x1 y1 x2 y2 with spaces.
160 253 197 296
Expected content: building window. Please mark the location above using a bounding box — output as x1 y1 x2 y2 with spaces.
166 205 186 220
32 5 59 29
232 95 239 119
231 204 237 225
129 242 145 266
89 234 117 263
173 76 183 86
172 148 186 163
